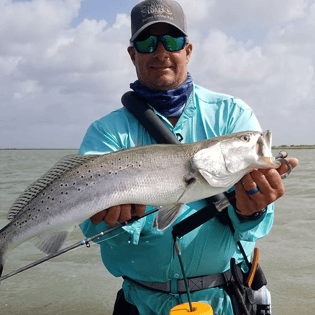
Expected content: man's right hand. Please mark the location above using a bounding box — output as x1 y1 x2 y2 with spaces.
90 204 146 226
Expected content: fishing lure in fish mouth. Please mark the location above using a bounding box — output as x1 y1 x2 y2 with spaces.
0 130 280 279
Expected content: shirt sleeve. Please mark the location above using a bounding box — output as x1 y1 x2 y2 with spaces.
227 98 262 133
79 120 122 155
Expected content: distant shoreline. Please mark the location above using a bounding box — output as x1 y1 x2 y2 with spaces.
0 148 79 150
1 146 314 150
272 145 315 149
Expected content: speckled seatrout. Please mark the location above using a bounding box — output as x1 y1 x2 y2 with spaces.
0 130 279 276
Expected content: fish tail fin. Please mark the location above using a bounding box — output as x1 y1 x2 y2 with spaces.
152 204 185 231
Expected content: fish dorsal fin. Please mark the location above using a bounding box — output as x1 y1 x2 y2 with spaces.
7 154 97 221
34 230 71 255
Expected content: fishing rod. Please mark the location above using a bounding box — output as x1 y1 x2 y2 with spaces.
0 207 160 282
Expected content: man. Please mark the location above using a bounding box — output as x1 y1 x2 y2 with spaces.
79 1 298 314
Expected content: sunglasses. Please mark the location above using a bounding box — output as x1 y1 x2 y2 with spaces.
132 35 187 54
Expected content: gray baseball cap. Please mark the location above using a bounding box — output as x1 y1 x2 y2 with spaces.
130 0 187 42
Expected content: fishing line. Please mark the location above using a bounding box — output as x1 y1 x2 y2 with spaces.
92 230 128 245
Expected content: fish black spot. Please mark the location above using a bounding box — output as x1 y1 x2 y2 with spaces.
41 201 44 203
43 193 46 196
52 198 54 201
61 192 63 194
78 188 81 191
60 184 63 186
77 171 79 174
73 182 75 185
86 184 88 186
81 176 84 178
65 192 68 195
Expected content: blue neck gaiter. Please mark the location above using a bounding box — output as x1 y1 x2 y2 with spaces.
130 73 193 117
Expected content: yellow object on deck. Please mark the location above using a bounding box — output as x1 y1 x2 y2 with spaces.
169 302 213 314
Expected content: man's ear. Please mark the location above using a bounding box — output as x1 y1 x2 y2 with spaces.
128 46 136 66
185 43 193 64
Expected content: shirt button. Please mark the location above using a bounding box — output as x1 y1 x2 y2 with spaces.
174 273 180 279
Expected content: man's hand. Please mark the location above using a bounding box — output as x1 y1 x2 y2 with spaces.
90 204 146 226
235 157 299 216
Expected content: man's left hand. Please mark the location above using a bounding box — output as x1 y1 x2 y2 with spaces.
235 157 299 216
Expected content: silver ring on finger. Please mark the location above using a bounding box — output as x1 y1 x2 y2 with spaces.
278 158 292 179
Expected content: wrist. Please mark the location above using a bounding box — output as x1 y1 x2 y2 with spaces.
234 207 267 221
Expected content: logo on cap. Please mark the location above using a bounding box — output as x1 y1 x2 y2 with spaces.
141 0 173 18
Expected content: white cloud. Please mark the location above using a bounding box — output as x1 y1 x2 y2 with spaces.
0 0 136 148
180 0 315 144
0 0 314 147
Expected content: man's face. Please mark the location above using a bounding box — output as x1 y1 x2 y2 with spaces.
128 23 193 91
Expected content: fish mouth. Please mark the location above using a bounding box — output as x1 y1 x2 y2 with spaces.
257 130 280 167
257 130 271 157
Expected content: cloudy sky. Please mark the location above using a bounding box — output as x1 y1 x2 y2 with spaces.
1 0 314 148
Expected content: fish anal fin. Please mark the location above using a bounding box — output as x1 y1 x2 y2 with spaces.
34 230 72 255
152 204 185 231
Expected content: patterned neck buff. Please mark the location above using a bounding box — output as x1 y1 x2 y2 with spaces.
130 73 193 117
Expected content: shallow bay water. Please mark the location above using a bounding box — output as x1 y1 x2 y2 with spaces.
0 149 314 314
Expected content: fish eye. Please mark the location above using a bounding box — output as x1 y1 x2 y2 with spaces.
240 135 250 142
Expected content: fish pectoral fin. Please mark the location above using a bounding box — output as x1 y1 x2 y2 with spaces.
152 204 185 231
192 144 227 187
34 229 73 255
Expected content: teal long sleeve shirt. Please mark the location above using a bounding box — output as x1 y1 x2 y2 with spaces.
79 84 274 315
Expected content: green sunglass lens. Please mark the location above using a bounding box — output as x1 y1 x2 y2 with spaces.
134 36 157 53
134 35 186 53
163 35 185 52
